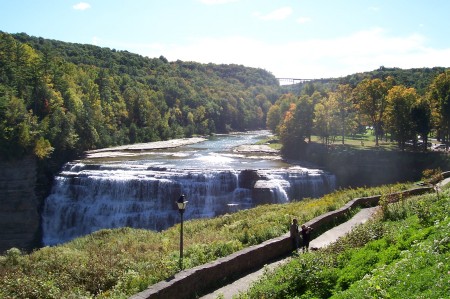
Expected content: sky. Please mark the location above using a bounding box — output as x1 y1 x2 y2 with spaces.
1 0 450 79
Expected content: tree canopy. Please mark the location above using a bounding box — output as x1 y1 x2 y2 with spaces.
272 69 450 158
0 32 279 162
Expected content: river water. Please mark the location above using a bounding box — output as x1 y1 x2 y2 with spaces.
42 131 335 245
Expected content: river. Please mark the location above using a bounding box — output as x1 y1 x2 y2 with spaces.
42 131 335 245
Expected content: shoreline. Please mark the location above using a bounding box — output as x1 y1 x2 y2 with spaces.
84 137 208 159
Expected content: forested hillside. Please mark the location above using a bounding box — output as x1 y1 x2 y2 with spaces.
2 31 449 167
274 67 450 158
281 66 448 96
0 32 279 163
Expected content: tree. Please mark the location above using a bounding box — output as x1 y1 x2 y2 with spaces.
384 85 418 150
266 104 281 133
298 94 316 142
0 93 52 159
332 84 354 144
428 70 450 145
353 78 393 145
314 94 338 145
411 98 431 151
279 95 314 158
279 103 306 158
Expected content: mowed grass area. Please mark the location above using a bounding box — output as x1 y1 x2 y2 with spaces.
261 130 437 152
310 130 400 151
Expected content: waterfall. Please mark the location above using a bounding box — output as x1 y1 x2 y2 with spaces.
42 131 338 246
42 163 335 245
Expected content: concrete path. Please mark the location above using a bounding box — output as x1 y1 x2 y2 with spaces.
199 207 379 299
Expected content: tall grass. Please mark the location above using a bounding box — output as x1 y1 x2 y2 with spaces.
0 183 411 298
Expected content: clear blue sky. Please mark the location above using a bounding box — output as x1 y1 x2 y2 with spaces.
1 0 450 78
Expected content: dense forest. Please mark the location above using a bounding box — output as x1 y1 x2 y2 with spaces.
0 32 279 165
1 31 449 166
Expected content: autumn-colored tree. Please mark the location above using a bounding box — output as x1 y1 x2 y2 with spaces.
314 94 337 145
384 85 418 150
353 77 393 145
299 93 317 142
331 84 354 144
279 95 314 158
279 103 305 158
428 70 450 145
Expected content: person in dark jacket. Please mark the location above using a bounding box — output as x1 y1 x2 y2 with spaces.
290 218 300 252
300 224 313 252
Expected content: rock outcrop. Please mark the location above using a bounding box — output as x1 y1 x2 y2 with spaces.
0 156 40 253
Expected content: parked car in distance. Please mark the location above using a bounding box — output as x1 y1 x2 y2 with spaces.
432 143 447 150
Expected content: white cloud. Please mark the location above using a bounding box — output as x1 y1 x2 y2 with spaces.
253 7 293 21
106 28 450 79
92 36 100 46
73 2 91 10
199 0 239 5
296 17 311 24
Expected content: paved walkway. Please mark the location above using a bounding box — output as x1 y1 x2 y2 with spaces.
200 207 379 299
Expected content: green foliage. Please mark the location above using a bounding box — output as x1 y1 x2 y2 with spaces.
339 66 448 94
275 67 450 158
0 32 280 161
278 94 315 158
384 85 419 150
421 168 443 185
238 187 450 299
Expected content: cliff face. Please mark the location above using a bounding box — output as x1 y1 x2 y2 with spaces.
0 156 40 253
305 144 448 188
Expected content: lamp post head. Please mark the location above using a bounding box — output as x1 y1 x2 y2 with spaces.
177 194 188 213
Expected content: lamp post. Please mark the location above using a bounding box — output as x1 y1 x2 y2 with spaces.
176 194 188 270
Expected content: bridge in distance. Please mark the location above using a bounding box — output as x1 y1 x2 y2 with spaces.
276 77 340 85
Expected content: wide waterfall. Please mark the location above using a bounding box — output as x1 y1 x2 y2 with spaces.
42 132 336 245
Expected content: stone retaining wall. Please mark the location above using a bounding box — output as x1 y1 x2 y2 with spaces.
0 156 40 253
130 186 432 299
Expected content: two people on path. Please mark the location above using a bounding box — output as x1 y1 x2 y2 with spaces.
290 218 313 253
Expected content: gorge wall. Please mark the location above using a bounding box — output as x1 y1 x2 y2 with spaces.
0 156 40 253
305 144 450 187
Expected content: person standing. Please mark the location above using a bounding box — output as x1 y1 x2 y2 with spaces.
290 218 300 252
300 224 313 252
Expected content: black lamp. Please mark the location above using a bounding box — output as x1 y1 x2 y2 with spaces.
176 194 188 269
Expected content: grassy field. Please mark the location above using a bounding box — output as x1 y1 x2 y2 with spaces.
259 131 400 152
0 184 413 298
